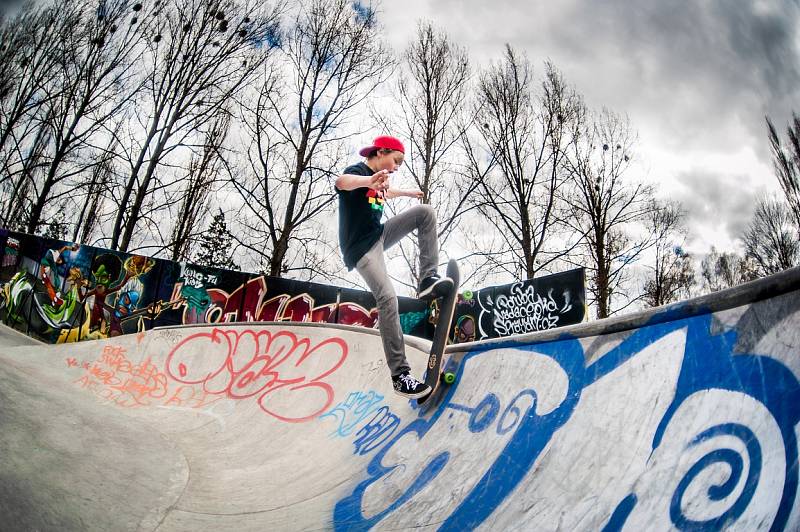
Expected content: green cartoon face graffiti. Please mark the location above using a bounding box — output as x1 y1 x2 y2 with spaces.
92 264 112 287
181 284 212 313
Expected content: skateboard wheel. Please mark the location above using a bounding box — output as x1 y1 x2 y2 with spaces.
442 372 456 384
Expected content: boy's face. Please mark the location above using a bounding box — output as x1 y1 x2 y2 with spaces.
375 150 404 173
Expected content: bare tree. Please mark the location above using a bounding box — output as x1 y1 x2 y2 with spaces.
700 247 760 293
168 109 230 261
0 2 74 226
464 47 582 283
0 1 66 184
74 157 114 244
641 200 695 307
372 20 472 290
109 0 282 253
231 0 392 278
741 195 799 276
72 129 120 244
23 0 147 235
0 107 51 228
767 114 800 229
561 106 657 318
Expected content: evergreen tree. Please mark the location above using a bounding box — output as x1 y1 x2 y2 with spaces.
195 209 239 270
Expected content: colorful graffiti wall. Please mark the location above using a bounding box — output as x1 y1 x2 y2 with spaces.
0 230 432 344
0 230 587 346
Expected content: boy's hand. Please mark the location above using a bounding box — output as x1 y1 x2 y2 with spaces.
369 169 390 191
385 187 424 200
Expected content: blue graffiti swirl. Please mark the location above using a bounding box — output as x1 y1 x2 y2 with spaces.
670 423 761 529
497 390 537 435
336 309 800 531
467 393 500 433
353 406 400 455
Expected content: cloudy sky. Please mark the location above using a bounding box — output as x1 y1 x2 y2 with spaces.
3 0 797 261
379 0 800 256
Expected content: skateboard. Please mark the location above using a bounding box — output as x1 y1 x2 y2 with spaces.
418 258 460 405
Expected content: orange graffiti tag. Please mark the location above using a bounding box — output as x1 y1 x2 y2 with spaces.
73 345 169 408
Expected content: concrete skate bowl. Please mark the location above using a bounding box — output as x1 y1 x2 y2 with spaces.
0 267 799 531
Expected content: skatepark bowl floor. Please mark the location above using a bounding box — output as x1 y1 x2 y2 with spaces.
1 266 799 531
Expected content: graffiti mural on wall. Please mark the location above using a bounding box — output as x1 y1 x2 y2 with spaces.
0 231 431 343
453 268 587 343
165 263 382 328
333 289 800 530
0 231 591 346
0 238 162 343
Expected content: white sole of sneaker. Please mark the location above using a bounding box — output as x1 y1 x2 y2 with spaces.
418 278 453 300
394 388 432 400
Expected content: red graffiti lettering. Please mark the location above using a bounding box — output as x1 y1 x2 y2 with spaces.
336 302 379 328
281 294 313 322
167 274 379 329
166 328 348 423
311 304 335 323
256 294 289 322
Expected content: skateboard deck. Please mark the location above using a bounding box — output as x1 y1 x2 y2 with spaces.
418 258 460 405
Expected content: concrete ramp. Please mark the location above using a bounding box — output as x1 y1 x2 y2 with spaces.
1 267 799 531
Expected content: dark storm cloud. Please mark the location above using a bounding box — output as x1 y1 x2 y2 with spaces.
671 168 767 244
0 0 50 17
709 2 799 101
0 0 23 16
602 0 800 145
427 0 800 151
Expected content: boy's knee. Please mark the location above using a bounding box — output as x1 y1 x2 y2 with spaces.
418 204 436 224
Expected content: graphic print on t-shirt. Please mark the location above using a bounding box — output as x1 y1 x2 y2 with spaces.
366 189 385 211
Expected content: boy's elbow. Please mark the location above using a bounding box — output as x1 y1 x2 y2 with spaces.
334 175 346 190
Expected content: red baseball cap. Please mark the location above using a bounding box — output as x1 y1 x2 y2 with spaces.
359 135 405 157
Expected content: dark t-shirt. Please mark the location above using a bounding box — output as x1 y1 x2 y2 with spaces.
336 162 386 269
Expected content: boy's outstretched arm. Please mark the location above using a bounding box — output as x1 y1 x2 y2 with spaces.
335 169 390 191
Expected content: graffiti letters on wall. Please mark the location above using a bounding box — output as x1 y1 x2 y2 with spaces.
453 268 586 343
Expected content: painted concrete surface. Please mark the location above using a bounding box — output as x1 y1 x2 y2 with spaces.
0 267 799 531
0 323 42 348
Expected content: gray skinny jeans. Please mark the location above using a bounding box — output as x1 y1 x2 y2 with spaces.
355 204 439 376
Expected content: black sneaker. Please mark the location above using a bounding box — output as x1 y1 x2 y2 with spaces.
392 372 432 399
417 275 453 301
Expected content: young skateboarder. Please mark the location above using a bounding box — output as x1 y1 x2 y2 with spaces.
335 135 452 399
